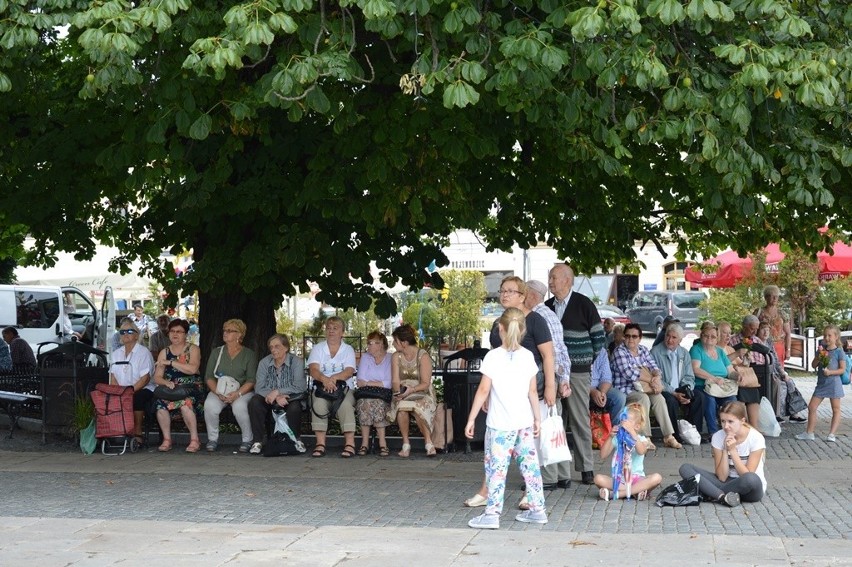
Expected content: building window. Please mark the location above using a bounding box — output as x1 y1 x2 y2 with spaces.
664 261 693 291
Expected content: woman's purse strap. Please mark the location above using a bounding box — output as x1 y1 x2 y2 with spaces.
213 345 225 375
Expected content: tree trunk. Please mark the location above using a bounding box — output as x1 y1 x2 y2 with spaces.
197 289 277 376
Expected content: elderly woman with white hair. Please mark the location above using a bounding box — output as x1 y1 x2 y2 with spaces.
754 285 791 362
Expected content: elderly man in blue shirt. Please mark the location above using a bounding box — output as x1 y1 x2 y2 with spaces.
650 323 705 444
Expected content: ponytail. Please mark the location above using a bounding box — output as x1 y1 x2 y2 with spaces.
499 307 527 352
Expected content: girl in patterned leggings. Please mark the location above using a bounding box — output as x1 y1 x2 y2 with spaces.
465 307 546 529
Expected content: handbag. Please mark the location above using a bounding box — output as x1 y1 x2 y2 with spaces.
154 384 194 401
735 364 760 388
216 376 240 396
635 366 660 394
353 385 393 403
537 405 572 467
704 377 738 398
311 381 349 419
786 384 808 416
212 347 240 395
590 408 612 450
655 474 701 507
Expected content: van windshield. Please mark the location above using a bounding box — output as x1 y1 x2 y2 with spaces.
673 293 704 309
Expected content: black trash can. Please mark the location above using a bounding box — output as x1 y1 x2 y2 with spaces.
38 340 109 440
442 346 489 453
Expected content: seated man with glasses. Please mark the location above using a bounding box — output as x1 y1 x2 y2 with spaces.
611 323 683 449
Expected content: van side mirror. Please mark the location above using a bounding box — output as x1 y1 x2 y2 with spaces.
55 322 60 336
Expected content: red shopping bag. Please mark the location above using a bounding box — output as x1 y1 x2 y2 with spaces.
591 409 612 450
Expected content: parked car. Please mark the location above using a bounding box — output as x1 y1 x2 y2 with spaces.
596 304 631 325
625 290 707 334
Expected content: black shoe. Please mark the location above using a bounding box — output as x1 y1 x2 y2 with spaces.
542 482 558 491
789 415 807 422
720 492 741 507
557 479 572 489
581 471 594 485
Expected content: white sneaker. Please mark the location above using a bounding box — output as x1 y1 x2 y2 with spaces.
795 432 815 441
467 513 499 529
825 434 837 443
249 442 263 454
515 509 548 524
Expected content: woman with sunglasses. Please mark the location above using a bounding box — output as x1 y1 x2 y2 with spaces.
109 317 155 445
611 323 682 449
153 318 204 452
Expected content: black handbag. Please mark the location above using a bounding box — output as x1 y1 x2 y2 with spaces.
786 385 808 416
313 382 348 402
353 386 393 403
655 475 701 507
311 382 349 419
153 384 194 401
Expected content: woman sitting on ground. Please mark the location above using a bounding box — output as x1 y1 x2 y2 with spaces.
248 333 307 454
355 331 393 456
388 324 437 457
109 318 155 446
679 401 767 506
153 319 204 452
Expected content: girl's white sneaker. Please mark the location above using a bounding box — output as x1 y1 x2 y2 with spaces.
468 513 499 529
795 432 815 441
825 434 837 443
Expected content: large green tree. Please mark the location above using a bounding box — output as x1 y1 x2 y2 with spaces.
1 0 851 360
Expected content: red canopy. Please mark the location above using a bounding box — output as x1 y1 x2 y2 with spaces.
685 241 852 288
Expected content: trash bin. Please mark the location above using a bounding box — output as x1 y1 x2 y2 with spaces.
38 339 109 440
442 346 489 453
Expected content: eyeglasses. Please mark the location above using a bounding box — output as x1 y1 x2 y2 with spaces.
367 340 382 345
624 334 641 339
118 329 137 335
499 289 522 295
223 329 239 334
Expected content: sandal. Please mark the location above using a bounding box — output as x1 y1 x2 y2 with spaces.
518 494 530 510
599 488 611 501
340 444 356 458
398 443 411 458
185 439 201 453
357 445 369 456
311 444 326 458
158 439 172 452
378 446 390 457
425 442 436 457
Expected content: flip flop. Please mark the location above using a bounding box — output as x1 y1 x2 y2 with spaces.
311 444 326 458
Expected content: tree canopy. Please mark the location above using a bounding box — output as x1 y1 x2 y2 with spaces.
1 0 851 351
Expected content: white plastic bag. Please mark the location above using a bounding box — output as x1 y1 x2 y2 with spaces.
678 419 701 446
537 406 572 466
758 397 781 437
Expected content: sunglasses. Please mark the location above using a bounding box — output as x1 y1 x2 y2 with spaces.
624 334 641 339
118 329 137 335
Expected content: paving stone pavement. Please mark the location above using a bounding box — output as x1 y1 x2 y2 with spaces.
0 377 850 565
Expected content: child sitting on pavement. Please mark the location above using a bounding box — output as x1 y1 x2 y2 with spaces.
595 404 662 501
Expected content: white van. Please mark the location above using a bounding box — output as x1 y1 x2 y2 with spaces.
0 285 116 355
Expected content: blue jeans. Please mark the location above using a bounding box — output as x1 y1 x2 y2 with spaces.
590 388 626 426
700 389 736 434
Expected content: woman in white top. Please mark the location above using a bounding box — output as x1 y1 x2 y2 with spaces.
678 400 766 506
465 307 546 529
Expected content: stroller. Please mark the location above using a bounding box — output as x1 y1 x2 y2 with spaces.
90 361 139 455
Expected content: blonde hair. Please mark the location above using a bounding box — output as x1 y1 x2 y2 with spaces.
500 276 527 297
224 319 247 341
498 307 526 352
625 403 647 430
823 324 841 348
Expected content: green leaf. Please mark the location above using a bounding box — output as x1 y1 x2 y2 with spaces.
269 12 298 34
0 71 11 92
306 86 330 113
189 114 212 140
442 80 480 108
443 10 464 33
